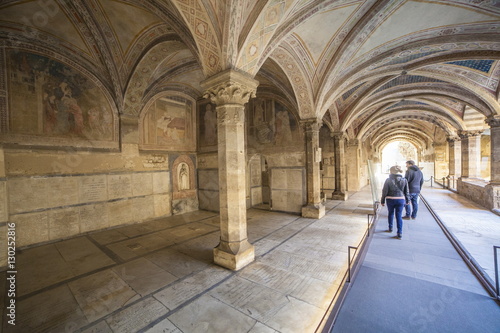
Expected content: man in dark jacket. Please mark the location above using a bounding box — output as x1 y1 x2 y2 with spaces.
403 160 424 219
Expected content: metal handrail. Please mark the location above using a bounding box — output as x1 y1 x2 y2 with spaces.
347 246 358 283
317 211 378 332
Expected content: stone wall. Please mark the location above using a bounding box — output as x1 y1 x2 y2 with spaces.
197 153 219 212
457 178 491 210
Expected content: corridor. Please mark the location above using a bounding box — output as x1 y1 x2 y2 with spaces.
331 184 500 333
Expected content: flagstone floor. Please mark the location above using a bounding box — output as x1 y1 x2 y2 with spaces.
1 189 373 333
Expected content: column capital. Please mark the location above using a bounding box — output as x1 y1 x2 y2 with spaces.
347 138 360 147
201 69 258 106
330 131 346 140
446 136 460 143
300 118 322 132
458 130 483 139
485 115 500 128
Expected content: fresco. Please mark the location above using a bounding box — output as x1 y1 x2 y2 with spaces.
6 51 115 143
247 98 301 149
141 95 195 151
197 100 217 151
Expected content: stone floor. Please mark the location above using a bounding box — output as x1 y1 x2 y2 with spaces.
1 189 373 333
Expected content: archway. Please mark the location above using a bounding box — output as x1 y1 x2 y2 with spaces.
381 141 418 174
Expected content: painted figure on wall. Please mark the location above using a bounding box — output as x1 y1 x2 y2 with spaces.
248 98 300 148
275 110 293 145
7 51 115 142
179 163 190 190
43 91 58 134
141 96 195 151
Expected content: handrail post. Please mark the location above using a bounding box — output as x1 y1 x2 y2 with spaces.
430 176 433 187
442 177 446 189
347 246 358 283
367 214 373 237
495 246 500 299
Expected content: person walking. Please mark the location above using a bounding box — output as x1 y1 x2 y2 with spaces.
381 165 410 239
403 160 424 220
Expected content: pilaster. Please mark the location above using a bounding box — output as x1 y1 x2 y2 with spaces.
300 119 325 219
201 69 258 270
331 132 348 200
486 115 500 185
346 139 360 191
446 136 461 178
458 130 482 179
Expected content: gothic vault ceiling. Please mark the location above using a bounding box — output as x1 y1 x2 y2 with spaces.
1 0 499 150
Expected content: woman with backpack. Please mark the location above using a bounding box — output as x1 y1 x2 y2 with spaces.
380 165 410 239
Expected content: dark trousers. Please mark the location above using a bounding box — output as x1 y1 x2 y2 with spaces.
405 193 419 218
387 198 405 235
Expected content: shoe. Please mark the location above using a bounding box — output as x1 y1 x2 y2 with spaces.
402 216 411 220
411 216 416 220
397 233 402 239
386 229 393 232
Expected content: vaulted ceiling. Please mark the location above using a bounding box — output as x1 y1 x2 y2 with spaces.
1 0 499 152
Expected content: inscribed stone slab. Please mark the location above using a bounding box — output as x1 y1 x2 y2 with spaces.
46 176 79 208
49 206 80 240
132 172 153 196
168 294 256 333
80 320 113 333
264 296 323 332
0 225 6 267
68 269 139 322
112 258 178 296
105 298 168 333
153 171 170 194
134 196 155 221
197 169 219 190
0 181 7 222
80 203 109 233
209 276 289 322
154 267 231 310
11 211 49 247
154 194 171 217
251 187 263 206
79 175 108 203
271 169 287 189
107 199 136 227
143 318 182 333
8 177 48 213
107 174 132 200
286 169 303 190
15 284 88 332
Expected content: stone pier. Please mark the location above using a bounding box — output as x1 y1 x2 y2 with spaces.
201 70 258 270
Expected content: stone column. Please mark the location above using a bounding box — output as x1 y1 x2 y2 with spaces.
346 139 360 191
486 116 500 212
301 119 325 219
201 69 258 270
447 136 461 178
331 132 348 200
459 130 482 179
486 116 500 185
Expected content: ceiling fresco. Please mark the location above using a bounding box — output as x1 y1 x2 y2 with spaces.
0 0 499 151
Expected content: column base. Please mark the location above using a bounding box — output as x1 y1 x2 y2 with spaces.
332 191 348 200
301 204 325 219
213 239 255 271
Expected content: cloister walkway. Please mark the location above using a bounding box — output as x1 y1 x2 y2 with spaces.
330 184 500 333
